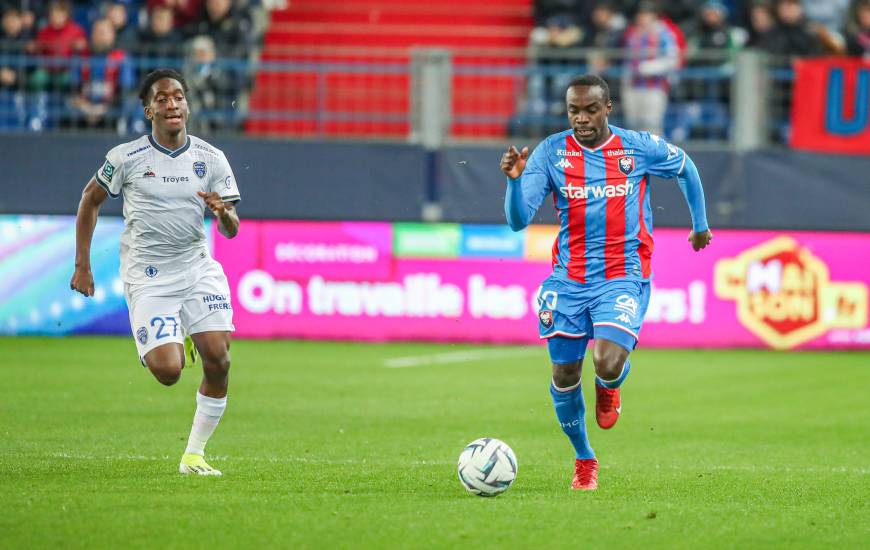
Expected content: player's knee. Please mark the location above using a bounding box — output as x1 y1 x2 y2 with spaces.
150 363 182 386
592 349 624 380
203 353 230 377
552 362 581 388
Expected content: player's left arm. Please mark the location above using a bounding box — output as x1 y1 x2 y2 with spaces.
198 191 239 238
202 149 242 239
645 134 712 252
676 155 712 251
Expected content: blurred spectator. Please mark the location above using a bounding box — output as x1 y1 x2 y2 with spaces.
28 0 87 92
534 13 583 49
803 0 849 53
2 5 33 43
1 7 32 89
759 0 824 143
1 6 30 128
68 17 133 128
622 1 679 136
527 14 583 124
746 0 775 47
146 0 202 29
582 2 626 74
682 1 745 140
186 0 253 57
661 10 688 69
1 0 38 36
137 4 183 64
103 1 139 50
580 2 625 49
803 0 851 34
845 0 870 57
660 0 705 27
685 1 746 54
759 0 823 57
532 0 587 27
30 1 87 58
184 34 237 133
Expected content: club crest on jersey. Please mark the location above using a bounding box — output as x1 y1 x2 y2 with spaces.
539 309 553 329
136 327 148 345
618 156 634 175
193 161 207 178
144 265 158 278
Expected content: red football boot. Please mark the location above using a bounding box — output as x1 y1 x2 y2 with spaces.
595 384 622 429
572 458 599 490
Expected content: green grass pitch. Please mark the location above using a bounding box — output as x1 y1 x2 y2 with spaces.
1 336 868 549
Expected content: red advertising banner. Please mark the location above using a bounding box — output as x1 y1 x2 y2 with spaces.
791 58 870 154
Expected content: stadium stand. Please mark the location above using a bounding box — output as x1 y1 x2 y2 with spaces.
245 0 534 139
0 0 867 143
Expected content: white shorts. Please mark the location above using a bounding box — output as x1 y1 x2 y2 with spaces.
125 259 235 358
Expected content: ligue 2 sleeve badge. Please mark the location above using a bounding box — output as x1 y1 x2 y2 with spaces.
101 160 115 180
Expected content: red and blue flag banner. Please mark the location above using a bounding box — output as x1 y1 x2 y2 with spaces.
790 58 870 154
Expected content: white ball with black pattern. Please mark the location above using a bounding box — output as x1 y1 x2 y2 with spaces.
457 438 518 497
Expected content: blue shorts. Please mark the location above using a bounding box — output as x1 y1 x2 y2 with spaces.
536 275 651 364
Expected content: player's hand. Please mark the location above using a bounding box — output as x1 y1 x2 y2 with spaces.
501 146 529 179
688 229 713 252
70 266 95 297
197 191 226 217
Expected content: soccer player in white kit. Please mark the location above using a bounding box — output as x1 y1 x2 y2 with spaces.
70 69 240 476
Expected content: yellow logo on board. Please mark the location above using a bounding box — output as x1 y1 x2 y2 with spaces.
714 236 867 349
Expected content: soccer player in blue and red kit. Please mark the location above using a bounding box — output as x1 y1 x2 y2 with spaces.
501 74 712 490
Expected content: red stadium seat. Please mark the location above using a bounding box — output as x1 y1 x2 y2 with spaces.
246 0 533 139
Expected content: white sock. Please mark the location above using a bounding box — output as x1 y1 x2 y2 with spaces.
184 392 227 456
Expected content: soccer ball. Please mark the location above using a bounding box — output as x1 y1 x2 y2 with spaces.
457 438 518 497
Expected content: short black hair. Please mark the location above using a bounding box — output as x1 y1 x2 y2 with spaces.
138 69 188 107
567 74 611 103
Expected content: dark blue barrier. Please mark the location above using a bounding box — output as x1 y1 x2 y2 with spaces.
1 134 868 231
440 144 870 232
0 135 427 221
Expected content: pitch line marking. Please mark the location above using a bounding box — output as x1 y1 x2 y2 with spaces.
382 347 542 368
39 453 870 475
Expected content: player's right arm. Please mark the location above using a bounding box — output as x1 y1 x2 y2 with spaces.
501 143 551 232
71 148 125 297
70 177 108 297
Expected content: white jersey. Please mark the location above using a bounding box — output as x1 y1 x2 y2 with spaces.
95 134 241 285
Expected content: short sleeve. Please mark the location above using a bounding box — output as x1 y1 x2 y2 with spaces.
642 132 686 179
209 151 241 203
94 146 126 198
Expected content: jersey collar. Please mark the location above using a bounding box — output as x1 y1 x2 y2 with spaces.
148 135 191 158
568 128 616 152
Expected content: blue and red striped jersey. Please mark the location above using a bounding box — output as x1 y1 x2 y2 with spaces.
509 125 687 284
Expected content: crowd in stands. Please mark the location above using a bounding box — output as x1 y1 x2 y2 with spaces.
522 0 870 139
0 0 265 132
532 0 870 58
2 0 869 139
